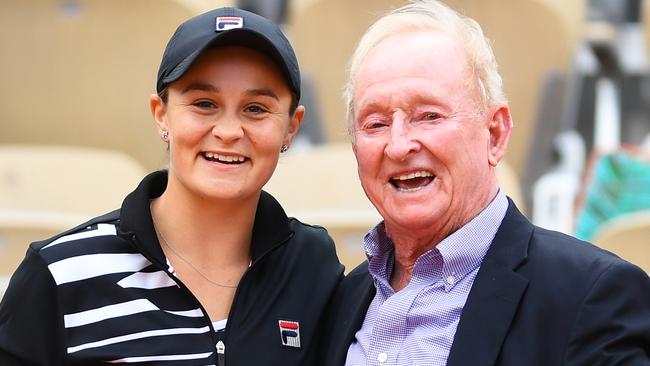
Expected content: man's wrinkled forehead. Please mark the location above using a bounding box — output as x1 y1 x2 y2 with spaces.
355 32 470 90
360 31 467 78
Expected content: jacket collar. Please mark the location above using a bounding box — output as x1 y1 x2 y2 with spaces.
327 261 376 366
118 170 292 268
446 198 533 366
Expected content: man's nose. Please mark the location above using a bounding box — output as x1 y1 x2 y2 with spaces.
212 115 244 143
384 116 419 161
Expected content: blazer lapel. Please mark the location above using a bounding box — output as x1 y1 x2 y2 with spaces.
330 263 376 366
446 200 533 366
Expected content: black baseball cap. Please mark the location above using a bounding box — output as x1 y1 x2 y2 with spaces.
156 7 301 100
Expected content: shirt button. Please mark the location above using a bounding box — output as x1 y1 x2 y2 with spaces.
446 275 456 285
377 352 388 363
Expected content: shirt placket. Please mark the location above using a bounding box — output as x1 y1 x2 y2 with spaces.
365 283 420 366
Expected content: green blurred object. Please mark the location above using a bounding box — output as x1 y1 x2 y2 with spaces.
575 150 650 241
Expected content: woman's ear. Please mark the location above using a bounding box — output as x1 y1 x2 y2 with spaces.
284 105 305 145
150 94 168 136
486 105 513 167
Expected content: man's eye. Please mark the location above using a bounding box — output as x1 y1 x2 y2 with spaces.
367 122 388 129
360 117 389 130
422 112 441 120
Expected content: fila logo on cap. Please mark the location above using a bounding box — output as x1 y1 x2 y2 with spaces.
216 17 244 31
278 320 301 348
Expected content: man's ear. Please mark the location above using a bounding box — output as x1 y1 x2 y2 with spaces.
283 105 305 146
150 94 168 136
486 105 513 167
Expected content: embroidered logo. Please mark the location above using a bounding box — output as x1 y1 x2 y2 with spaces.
215 16 243 31
278 320 301 348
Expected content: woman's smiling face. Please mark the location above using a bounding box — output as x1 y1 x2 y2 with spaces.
151 46 302 202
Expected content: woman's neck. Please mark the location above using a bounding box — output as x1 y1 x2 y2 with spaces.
150 181 258 267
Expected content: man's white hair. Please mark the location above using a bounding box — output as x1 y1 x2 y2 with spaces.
345 0 506 134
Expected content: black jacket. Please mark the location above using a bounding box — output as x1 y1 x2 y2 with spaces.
321 200 650 366
0 171 343 365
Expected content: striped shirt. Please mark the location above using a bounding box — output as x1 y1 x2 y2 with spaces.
0 171 344 365
35 222 219 364
345 190 508 366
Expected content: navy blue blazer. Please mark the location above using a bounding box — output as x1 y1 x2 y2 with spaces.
321 200 650 365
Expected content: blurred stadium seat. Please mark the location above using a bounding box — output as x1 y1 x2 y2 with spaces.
0 144 146 276
593 210 650 273
264 143 380 269
497 161 525 214
644 0 650 53
0 144 146 215
0 0 206 171
0 210 85 277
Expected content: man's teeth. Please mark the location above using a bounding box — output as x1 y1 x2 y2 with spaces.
204 152 245 163
397 186 422 192
390 170 434 192
392 171 433 181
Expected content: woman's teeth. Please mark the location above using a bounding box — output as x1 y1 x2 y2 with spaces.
203 152 246 163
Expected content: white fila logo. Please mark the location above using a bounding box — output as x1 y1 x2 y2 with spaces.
278 320 300 348
216 17 243 31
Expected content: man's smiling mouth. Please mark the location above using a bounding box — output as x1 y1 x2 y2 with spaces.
389 171 434 192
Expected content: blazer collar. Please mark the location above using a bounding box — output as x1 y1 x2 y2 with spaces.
446 199 533 366
330 262 375 366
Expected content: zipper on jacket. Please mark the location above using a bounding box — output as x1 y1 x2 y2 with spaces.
219 231 294 363
130 234 224 365
132 230 294 365
216 340 225 366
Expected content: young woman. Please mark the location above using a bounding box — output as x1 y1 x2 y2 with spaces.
0 7 342 365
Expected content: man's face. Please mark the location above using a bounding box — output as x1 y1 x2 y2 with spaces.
351 30 502 240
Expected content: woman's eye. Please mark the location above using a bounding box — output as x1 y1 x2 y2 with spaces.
244 104 269 114
193 100 216 109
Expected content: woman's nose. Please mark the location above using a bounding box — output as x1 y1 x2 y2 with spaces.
211 116 244 143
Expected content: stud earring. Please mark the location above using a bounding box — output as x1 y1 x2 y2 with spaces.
161 130 169 142
280 144 289 153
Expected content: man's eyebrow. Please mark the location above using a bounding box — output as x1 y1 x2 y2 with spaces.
245 88 279 101
181 82 219 94
358 101 384 111
356 100 388 117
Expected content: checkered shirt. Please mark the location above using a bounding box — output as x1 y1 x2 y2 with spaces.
345 190 508 366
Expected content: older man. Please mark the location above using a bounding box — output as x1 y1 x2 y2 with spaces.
322 1 650 365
